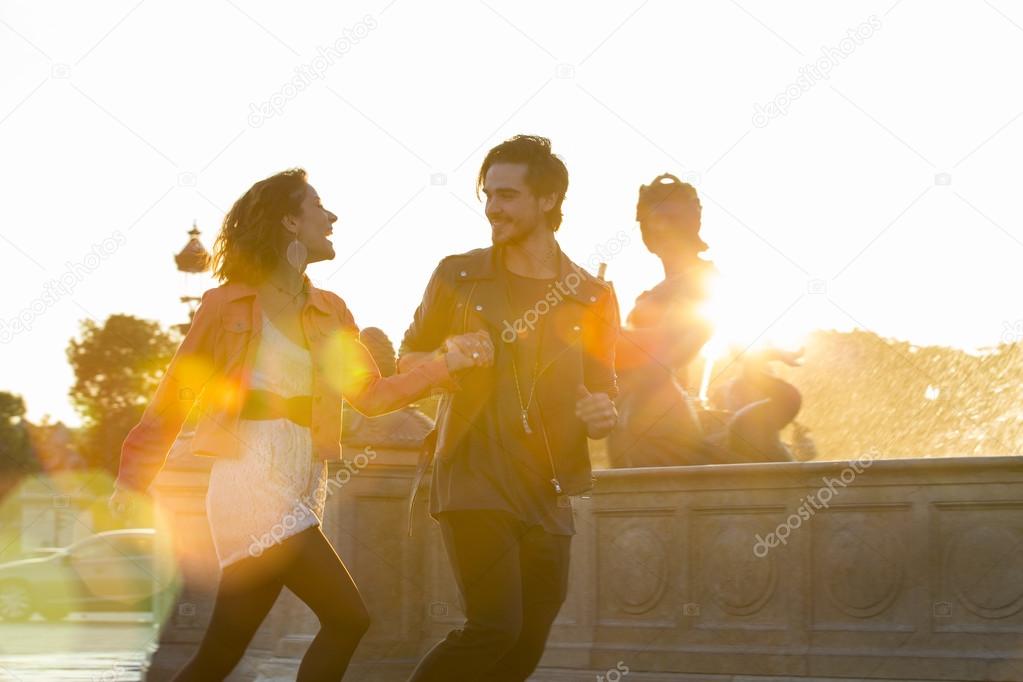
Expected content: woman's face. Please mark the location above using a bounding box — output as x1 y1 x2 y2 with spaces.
285 184 338 264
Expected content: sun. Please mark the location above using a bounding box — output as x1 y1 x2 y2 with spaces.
695 268 811 401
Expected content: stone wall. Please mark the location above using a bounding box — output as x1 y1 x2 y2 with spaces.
145 442 1023 681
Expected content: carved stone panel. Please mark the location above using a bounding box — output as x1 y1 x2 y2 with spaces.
691 508 785 631
595 510 676 628
935 502 1023 633
811 505 913 631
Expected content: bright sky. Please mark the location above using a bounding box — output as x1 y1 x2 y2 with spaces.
2 0 1022 426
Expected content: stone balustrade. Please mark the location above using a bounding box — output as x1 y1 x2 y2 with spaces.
144 440 1023 682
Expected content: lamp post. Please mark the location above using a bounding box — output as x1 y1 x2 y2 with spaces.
172 221 210 334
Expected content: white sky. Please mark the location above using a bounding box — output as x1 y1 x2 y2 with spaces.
2 0 1022 425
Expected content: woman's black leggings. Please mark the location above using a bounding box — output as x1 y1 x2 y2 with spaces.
171 525 369 682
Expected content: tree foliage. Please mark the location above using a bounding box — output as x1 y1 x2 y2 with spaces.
0 391 35 477
66 314 177 471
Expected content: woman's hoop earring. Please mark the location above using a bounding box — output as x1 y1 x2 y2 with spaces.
286 236 307 270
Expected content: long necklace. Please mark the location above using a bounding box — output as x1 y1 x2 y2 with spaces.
501 269 567 494
502 275 547 435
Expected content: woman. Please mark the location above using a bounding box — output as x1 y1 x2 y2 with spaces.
109 168 494 681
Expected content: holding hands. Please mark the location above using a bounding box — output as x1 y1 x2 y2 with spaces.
442 331 495 371
437 338 619 439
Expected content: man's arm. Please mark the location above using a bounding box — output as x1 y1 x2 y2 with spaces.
576 283 621 439
582 283 621 399
398 260 453 369
398 263 495 378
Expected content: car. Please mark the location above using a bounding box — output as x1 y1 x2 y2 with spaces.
0 528 166 622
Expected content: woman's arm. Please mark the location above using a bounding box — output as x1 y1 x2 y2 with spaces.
330 298 486 417
397 332 493 374
341 331 448 416
114 290 220 493
397 351 437 374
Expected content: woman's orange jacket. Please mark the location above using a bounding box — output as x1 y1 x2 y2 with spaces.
116 278 451 492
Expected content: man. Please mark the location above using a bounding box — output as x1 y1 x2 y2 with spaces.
399 135 619 681
609 173 717 468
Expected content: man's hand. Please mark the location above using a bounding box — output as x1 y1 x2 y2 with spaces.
575 384 617 438
442 331 495 372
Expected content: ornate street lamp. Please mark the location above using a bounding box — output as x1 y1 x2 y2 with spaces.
173 221 210 333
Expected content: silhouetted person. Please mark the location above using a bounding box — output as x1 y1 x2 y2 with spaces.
609 173 716 467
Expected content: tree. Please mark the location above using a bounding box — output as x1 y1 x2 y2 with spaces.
66 314 178 473
0 391 36 478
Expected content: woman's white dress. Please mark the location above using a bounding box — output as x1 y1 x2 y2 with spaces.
205 313 328 568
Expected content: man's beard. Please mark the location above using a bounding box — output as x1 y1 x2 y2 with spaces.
490 216 536 246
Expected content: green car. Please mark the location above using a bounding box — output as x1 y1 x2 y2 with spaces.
0 528 165 622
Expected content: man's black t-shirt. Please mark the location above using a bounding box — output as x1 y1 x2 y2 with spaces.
430 268 575 535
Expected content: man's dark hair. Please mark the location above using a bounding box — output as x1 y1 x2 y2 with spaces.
476 135 569 231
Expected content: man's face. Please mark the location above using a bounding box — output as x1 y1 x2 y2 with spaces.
482 163 553 246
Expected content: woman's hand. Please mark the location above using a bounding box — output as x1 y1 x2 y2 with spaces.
108 485 135 519
443 331 494 372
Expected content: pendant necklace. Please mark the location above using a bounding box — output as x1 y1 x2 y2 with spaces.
502 277 546 436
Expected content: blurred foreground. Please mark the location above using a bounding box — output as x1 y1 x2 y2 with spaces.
0 613 153 681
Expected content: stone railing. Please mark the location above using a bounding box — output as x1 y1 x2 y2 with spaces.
144 439 1023 682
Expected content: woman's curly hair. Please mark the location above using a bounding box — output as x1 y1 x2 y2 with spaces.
211 168 309 284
